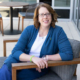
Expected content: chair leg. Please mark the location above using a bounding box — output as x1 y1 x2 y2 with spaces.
18 16 20 31
74 69 76 76
12 68 17 80
3 40 6 57
1 18 4 36
0 21 1 31
22 17 24 31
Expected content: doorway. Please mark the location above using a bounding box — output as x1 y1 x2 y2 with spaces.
39 0 52 6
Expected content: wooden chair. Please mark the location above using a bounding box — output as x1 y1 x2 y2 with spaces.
3 37 18 57
18 2 43 31
0 38 80 80
0 14 3 36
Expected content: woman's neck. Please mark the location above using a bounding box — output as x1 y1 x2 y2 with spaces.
39 26 50 37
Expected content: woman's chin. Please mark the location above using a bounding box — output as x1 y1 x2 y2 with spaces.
43 24 50 28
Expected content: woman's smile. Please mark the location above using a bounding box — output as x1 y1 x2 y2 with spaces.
43 20 49 23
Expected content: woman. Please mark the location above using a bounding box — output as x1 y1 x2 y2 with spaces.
0 3 73 80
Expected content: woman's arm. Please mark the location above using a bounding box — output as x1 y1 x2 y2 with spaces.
46 53 61 61
19 53 48 70
19 53 32 61
12 27 30 61
57 28 73 61
45 27 73 61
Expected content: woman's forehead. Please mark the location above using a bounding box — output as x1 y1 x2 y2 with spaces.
38 7 49 13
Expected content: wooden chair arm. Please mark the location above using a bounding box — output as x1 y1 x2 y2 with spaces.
12 58 80 80
12 58 80 70
3 39 18 57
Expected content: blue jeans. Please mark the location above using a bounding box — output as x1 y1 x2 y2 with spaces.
0 64 12 80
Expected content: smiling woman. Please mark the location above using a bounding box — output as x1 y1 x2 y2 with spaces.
0 3 73 80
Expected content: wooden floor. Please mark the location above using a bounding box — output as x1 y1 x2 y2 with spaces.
0 18 80 80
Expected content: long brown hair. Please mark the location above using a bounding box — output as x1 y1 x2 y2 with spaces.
33 3 58 29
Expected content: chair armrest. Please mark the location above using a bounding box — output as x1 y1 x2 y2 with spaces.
12 58 80 80
3 38 18 57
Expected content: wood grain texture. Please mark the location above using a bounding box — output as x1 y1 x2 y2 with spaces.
12 58 80 70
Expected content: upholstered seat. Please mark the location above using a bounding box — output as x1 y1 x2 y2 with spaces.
0 57 7 68
18 12 26 17
19 12 34 17
34 71 76 80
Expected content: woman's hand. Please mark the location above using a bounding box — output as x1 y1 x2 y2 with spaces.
36 68 41 72
32 57 48 70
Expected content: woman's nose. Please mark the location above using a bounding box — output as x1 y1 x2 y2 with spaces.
43 14 47 18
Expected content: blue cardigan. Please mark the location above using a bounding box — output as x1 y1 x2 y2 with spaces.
4 25 73 80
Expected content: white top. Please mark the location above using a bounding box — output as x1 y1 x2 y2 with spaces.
29 33 47 57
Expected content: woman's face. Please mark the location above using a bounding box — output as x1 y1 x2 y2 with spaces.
38 7 52 28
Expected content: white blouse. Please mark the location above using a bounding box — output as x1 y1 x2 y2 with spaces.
29 33 47 57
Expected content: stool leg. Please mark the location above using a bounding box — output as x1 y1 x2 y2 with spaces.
18 16 20 30
22 17 24 31
74 69 76 76
3 41 6 57
1 18 4 36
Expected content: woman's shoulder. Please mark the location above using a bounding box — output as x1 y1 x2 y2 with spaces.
55 25 63 30
54 25 67 37
50 25 65 37
52 25 64 32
